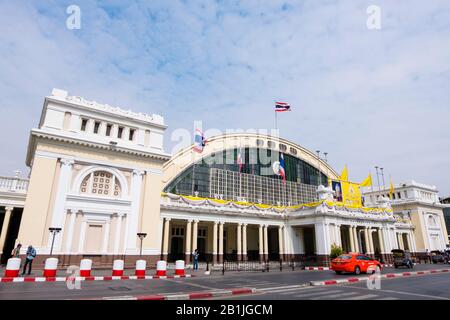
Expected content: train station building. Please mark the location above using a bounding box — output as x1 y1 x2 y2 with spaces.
0 89 448 267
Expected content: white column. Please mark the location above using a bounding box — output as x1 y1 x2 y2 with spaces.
258 224 263 258
263 225 269 256
64 209 77 253
353 226 360 252
349 226 355 252
114 214 123 254
377 228 385 253
408 230 417 252
78 218 87 254
364 227 370 254
49 158 74 252
368 228 375 254
192 220 198 252
185 220 192 258
236 223 242 257
162 218 171 256
336 224 342 247
242 224 248 258
102 221 111 254
126 169 144 252
219 222 224 257
0 206 13 255
278 226 284 256
314 222 327 255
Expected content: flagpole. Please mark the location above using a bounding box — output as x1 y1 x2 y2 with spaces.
375 166 381 192
275 110 278 131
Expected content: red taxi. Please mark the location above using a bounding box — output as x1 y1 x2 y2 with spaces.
331 253 382 275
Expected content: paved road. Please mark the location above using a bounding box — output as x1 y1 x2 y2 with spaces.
0 264 448 300
222 271 450 300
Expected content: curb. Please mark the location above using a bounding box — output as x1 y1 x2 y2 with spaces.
310 269 450 286
0 274 192 284
101 288 257 300
304 267 330 271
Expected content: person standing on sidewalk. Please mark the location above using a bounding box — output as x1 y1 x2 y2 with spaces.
11 243 22 258
21 245 36 275
193 249 199 271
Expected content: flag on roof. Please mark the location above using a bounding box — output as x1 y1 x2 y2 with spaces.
360 173 372 187
193 129 206 153
275 102 291 112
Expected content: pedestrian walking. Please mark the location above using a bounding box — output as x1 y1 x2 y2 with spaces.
21 245 36 275
193 249 199 271
11 243 22 258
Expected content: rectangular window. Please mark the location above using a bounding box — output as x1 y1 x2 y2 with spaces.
93 121 100 134
118 127 124 139
81 119 88 131
129 129 135 141
106 124 112 136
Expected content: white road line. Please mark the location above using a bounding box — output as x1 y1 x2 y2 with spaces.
293 290 342 298
339 285 450 300
376 297 399 300
344 294 378 300
259 284 310 291
277 287 326 295
309 292 360 300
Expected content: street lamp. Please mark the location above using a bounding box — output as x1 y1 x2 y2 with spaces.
137 233 147 257
49 227 62 256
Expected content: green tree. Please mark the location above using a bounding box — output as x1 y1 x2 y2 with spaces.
330 243 344 259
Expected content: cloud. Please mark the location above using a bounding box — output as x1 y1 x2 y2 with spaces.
0 0 449 195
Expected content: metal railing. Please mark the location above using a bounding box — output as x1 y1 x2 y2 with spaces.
221 259 304 274
0 176 29 192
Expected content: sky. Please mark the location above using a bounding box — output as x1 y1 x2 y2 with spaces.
0 0 449 196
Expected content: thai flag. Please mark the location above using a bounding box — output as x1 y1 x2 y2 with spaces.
193 129 206 153
279 153 286 184
275 102 291 112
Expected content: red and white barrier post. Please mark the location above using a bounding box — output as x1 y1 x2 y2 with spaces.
43 258 58 277
175 260 185 276
135 260 146 276
156 260 167 276
112 260 124 276
5 258 21 278
80 259 92 277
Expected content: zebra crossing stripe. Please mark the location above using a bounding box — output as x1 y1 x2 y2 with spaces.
344 294 378 300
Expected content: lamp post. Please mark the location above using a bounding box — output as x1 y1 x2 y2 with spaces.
49 227 62 256
137 233 147 257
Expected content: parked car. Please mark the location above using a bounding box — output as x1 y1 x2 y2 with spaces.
431 250 446 264
331 253 382 275
392 249 414 269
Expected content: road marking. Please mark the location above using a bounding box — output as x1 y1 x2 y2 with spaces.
259 284 310 292
309 292 359 300
339 284 450 300
293 290 342 298
276 287 326 295
344 294 378 300
376 297 399 300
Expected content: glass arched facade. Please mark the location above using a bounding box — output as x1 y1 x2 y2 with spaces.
164 148 328 206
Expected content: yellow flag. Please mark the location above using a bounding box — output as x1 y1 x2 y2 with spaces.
340 165 348 181
360 174 372 187
342 181 363 207
389 180 395 199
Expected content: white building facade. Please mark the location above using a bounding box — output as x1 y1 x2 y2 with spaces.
0 90 447 267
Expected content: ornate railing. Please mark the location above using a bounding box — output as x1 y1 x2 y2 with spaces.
0 176 29 192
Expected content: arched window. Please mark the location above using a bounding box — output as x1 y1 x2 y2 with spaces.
80 170 121 197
